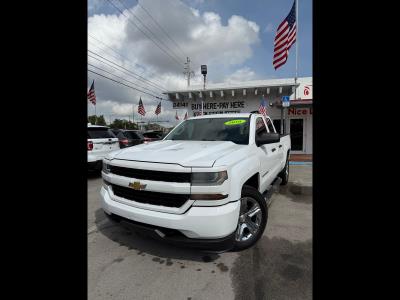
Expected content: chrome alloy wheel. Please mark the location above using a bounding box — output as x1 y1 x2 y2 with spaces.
235 197 263 242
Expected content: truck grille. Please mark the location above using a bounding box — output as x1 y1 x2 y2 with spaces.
111 184 190 208
109 165 191 183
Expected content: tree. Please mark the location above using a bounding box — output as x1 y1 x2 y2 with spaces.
88 115 106 126
109 119 138 130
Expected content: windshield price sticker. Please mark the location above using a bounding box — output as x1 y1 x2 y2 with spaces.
224 119 247 126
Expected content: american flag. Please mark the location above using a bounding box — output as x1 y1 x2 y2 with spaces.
184 111 188 120
258 98 267 116
273 0 296 70
138 97 146 116
155 102 161 115
87 80 96 105
175 110 179 120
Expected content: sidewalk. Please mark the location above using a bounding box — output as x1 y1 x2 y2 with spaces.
287 165 312 195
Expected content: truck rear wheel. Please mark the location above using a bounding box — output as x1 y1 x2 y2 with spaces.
232 185 267 251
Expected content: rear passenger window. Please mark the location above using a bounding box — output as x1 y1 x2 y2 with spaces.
126 132 140 139
88 128 116 139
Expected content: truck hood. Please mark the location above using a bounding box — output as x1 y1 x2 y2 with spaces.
110 140 245 167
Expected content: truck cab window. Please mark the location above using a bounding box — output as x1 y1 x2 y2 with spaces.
266 118 276 133
255 117 267 136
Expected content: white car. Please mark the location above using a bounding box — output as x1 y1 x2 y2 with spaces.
100 113 291 251
88 124 120 171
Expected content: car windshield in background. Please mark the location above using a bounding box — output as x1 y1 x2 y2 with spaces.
165 117 250 145
88 128 116 139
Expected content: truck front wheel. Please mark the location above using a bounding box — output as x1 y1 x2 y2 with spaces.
232 185 268 251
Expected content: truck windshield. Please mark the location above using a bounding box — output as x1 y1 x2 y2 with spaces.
165 117 250 145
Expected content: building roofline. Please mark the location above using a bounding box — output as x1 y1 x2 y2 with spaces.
163 76 311 94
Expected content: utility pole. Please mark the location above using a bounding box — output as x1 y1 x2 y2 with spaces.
183 57 195 87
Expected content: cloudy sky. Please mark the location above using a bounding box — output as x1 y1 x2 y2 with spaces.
88 0 312 125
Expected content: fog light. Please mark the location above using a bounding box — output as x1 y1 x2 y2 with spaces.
103 179 111 190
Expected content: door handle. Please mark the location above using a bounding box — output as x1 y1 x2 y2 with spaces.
271 148 276 152
279 145 282 148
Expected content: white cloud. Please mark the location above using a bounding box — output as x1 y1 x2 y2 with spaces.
88 0 261 122
224 67 258 84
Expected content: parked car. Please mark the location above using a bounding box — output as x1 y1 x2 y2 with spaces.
111 129 145 148
101 113 290 251
142 130 163 143
88 125 119 171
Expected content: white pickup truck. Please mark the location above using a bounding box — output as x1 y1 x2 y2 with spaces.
101 113 290 251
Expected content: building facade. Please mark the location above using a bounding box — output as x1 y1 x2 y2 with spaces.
164 77 312 154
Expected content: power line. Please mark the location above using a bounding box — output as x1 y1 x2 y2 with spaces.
88 34 160 83
88 63 163 96
88 34 140 67
136 0 187 59
88 69 167 101
105 0 183 70
88 49 166 91
118 0 183 64
88 40 127 67
88 53 164 92
88 35 166 87
135 0 200 71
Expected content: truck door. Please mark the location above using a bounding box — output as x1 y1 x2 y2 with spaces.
265 117 285 170
254 117 281 192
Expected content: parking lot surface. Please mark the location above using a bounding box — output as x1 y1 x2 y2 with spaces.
88 165 312 300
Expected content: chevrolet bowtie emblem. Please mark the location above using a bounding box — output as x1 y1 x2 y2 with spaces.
129 181 147 191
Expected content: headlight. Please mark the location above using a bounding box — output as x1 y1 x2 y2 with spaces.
191 171 228 186
102 161 111 174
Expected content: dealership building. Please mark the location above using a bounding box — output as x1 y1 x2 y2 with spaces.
164 76 312 155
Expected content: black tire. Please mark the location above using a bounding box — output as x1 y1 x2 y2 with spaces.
232 185 268 251
278 156 289 185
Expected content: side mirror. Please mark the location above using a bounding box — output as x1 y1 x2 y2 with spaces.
256 132 280 146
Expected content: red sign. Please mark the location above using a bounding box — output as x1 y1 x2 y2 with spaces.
304 85 311 96
288 108 312 115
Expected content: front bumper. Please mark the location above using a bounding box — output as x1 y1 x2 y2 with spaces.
100 186 240 240
104 212 236 252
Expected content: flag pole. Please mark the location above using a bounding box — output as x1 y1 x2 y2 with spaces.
294 0 299 101
94 104 97 125
288 0 299 135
